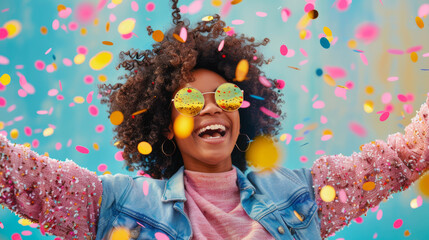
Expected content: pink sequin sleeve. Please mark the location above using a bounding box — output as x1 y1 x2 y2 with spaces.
311 97 429 239
0 135 103 240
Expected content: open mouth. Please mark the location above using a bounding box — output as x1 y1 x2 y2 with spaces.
196 124 227 139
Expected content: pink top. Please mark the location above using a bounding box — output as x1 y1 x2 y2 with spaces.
0 97 428 239
183 167 275 240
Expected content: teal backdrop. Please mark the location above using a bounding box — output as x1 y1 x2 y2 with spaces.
1 0 429 239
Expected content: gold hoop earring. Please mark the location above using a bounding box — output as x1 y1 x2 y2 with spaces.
161 139 176 157
235 133 250 152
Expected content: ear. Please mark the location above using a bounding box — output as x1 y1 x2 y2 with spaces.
163 122 174 140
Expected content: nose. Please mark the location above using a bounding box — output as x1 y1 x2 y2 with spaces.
199 94 222 116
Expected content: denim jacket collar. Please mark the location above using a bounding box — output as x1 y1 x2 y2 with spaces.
161 165 256 202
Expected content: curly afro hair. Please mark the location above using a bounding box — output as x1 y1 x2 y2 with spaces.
98 0 284 179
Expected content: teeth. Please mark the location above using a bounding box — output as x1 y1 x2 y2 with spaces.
197 124 226 136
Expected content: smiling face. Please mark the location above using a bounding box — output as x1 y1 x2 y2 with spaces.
167 69 241 173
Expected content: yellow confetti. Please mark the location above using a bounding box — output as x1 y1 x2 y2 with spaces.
118 18 136 35
93 143 99 151
365 86 374 94
323 74 336 86
202 16 214 21
23 143 31 148
410 52 418 62
98 74 107 82
43 127 54 137
110 111 124 125
10 129 19 139
4 20 22 38
320 185 336 202
138 141 152 155
416 16 424 29
0 73 11 86
0 121 4 130
110 227 130 240
212 0 222 7
404 230 410 237
363 100 374 113
103 171 111 175
410 198 418 209
74 96 85 104
57 4 66 11
18 219 33 226
235 59 249 82
74 54 86 65
245 136 281 170
231 0 242 4
152 30 164 42
93 18 99 26
279 133 287 141
40 26 48 35
132 109 147 116
323 26 332 36
89 51 113 70
106 22 110 32
362 181 375 191
81 28 87 35
173 114 194 139
348 39 357 49
173 33 185 43
102 41 113 46
299 30 307 39
112 0 123 5
294 210 304 222
296 14 311 30
322 129 333 136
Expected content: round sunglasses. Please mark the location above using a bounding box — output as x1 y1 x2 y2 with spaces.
171 83 244 117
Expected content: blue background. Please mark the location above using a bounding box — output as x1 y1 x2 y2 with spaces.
1 0 429 239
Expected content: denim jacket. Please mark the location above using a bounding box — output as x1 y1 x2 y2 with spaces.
95 165 322 240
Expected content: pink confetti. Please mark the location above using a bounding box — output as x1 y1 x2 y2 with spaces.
320 115 328 124
281 8 291 22
256 11 267 17
18 89 27 97
87 91 94 103
315 150 325 155
35 60 45 70
52 19 59 30
179 27 187 42
284 133 292 145
84 75 94 84
131 1 139 11
285 49 295 57
354 217 363 224
89 105 99 116
312 100 325 109
376 209 383 220
98 164 108 172
143 180 149 196
21 231 32 236
14 116 23 122
24 127 32 136
11 233 22 240
95 124 105 133
258 76 272 87
260 106 279 118
299 156 308 163
379 111 390 121
155 232 169 240
220 1 231 18
371 205 379 212
397 94 407 102
299 48 308 57
418 4 429 17
0 97 5 107
0 55 9 65
77 46 88 55
325 66 346 78
301 85 309 93
97 0 108 10
417 195 423 207
403 104 413 114
115 151 124 161
406 93 414 102
32 139 39 148
355 22 379 44
387 49 404 55
337 0 350 11
67 139 72 147
231 19 244 25
44 48 52 55
384 103 394 113
218 40 224 51
55 142 62 150
7 104 16 112
280 45 288 56
68 22 79 31
360 53 368 65
423 52 429 57
349 122 367 137
57 95 64 100
335 87 347 100
240 100 250 108
406 45 422 53
63 58 72 66
76 3 96 23
48 89 59 96
295 136 304 141
393 219 403 229
58 8 72 18
299 60 308 66
294 123 304 130
188 0 202 14
304 3 314 12
276 79 285 89
387 76 398 82
381 92 392 104
321 134 332 141
46 64 55 73
109 14 117 22
76 145 89 154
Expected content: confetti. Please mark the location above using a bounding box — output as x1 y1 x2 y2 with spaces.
110 227 130 240
410 52 418 62
152 30 164 42
320 185 336 202
245 135 281 170
117 18 136 35
0 73 11 85
349 122 367 137
110 111 124 125
280 44 288 56
417 173 429 197
362 181 375 191
4 20 22 38
173 114 194 138
415 16 424 29
75 145 89 154
138 141 152 155
89 51 113 70
393 219 403 229
355 22 379 44
320 37 330 49
235 59 248 81
260 106 279 118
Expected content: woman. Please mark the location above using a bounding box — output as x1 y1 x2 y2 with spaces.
1 1 428 239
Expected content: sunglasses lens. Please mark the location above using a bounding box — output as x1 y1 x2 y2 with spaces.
215 83 243 112
173 87 204 116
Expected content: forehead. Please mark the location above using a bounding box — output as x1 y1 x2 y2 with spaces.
185 69 227 91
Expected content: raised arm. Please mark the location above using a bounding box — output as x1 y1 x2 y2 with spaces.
311 97 429 239
0 135 103 239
